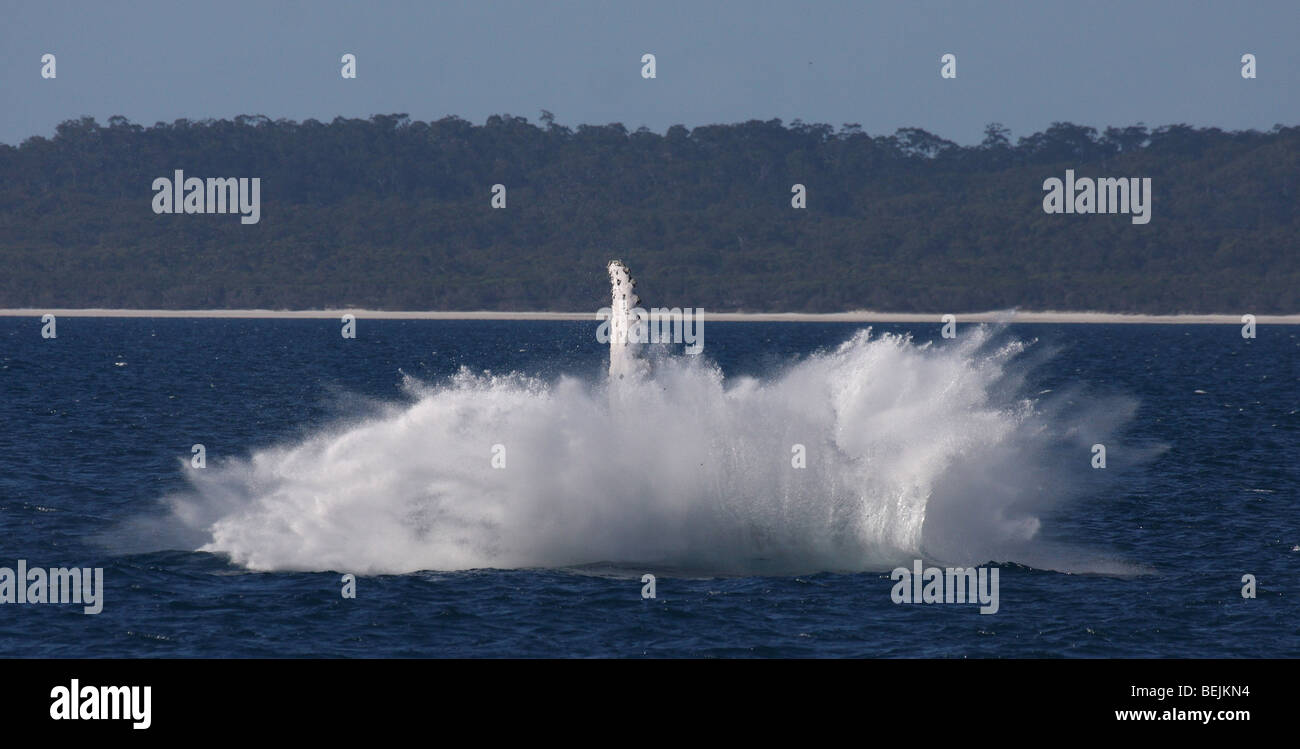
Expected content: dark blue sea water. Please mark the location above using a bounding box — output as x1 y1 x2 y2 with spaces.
1 318 1296 657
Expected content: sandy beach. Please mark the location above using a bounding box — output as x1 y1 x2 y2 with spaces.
0 308 1296 324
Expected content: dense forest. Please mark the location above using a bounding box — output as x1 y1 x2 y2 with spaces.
0 113 1296 313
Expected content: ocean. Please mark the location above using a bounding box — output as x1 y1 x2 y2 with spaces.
1 318 1296 657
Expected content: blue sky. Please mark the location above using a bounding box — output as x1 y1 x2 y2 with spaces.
2 0 1296 145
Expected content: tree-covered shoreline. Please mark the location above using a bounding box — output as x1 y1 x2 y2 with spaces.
1 114 1295 313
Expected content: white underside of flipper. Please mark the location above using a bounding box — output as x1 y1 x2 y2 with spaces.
607 260 648 382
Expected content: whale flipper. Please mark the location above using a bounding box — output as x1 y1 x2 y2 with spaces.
607 260 647 381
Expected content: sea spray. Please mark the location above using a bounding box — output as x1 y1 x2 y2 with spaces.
161 324 1138 575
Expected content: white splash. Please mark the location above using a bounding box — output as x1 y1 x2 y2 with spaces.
158 262 1141 576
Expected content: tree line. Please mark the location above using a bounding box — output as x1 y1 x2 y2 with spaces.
0 113 1295 312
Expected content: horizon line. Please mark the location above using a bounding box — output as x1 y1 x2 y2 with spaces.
2 309 1295 324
